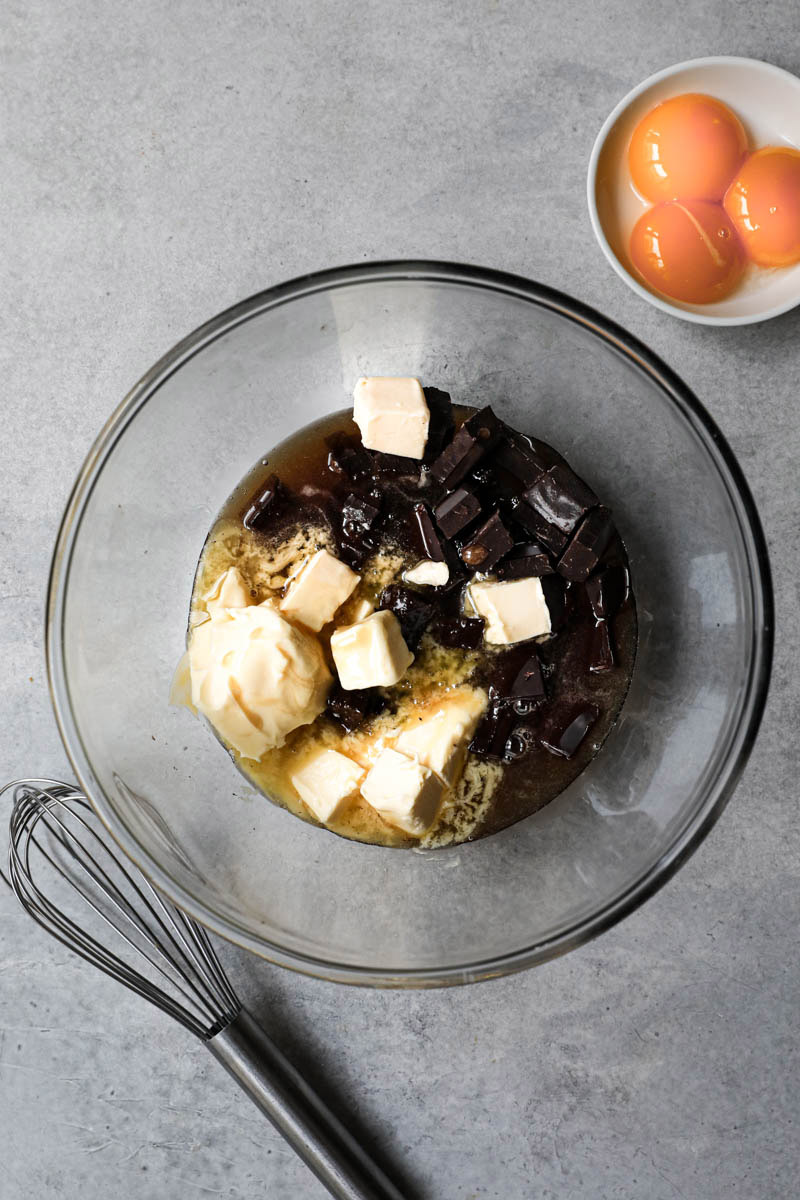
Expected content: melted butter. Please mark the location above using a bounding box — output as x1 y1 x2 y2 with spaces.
191 520 493 849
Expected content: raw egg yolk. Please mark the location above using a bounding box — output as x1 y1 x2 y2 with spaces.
629 200 745 304
724 147 800 267
628 93 748 203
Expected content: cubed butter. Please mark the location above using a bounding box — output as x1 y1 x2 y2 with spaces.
352 377 430 459
204 567 251 614
349 596 375 623
280 549 359 632
291 749 365 823
403 559 450 587
468 577 552 644
395 689 486 784
361 748 444 837
330 609 414 689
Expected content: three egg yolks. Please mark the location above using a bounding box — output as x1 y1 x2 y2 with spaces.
627 94 800 303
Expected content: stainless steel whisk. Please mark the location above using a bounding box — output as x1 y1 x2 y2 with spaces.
1 779 405 1200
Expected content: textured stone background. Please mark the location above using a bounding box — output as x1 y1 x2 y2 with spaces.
2 2 798 1197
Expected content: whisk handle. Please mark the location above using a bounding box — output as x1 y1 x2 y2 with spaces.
208 1008 406 1200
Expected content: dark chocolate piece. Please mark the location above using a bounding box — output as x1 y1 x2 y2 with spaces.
503 724 539 761
469 701 518 760
508 496 569 554
326 684 386 732
522 464 598 551
429 406 505 490
557 507 615 582
337 531 378 569
585 564 630 620
368 450 420 477
495 541 553 580
588 620 615 673
413 503 446 562
243 474 285 532
378 584 434 651
539 703 599 759
431 615 484 650
459 510 513 572
490 432 547 488
434 487 482 539
423 387 455 460
488 646 545 703
470 465 494 488
325 432 372 482
342 493 381 535
540 573 568 631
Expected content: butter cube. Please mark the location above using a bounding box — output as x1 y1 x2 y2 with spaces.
330 610 414 689
395 689 486 784
280 549 359 632
468 577 552 644
403 559 450 587
204 567 251 614
361 748 445 836
353 377 430 459
291 749 365 823
349 596 375 623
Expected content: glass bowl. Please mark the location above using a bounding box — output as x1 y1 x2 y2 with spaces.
47 261 773 987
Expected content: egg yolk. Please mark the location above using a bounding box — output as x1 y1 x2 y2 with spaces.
629 200 745 304
723 146 800 267
628 93 748 204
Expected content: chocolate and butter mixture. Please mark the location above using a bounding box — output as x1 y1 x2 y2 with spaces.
180 380 636 849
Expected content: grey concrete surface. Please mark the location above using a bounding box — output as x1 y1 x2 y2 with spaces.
2 2 798 1197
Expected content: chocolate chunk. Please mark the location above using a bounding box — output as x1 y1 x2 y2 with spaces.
522 463 597 552
490 432 547 488
488 645 545 703
368 450 420 477
522 465 598 551
413 503 446 562
337 532 377 569
378 584 434 651
243 474 285 532
326 432 372 482
558 507 615 582
470 465 494 488
540 574 568 630
469 701 518 760
423 387 455 460
527 464 598 531
588 620 615 672
503 724 539 761
496 541 553 580
431 615 484 650
326 684 386 732
539 703 599 759
459 510 513 572
508 496 568 554
342 493 381 535
585 564 630 620
434 487 482 539
429 406 505 489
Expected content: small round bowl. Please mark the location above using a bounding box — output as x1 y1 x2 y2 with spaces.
588 56 800 325
47 262 772 986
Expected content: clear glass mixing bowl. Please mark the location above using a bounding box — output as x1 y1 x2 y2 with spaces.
47 262 773 986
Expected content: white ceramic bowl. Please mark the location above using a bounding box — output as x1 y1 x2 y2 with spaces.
587 56 800 325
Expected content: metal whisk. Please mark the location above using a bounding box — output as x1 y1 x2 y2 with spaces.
1 779 405 1200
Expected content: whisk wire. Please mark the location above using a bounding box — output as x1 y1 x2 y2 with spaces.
3 780 240 1039
11 801 217 1036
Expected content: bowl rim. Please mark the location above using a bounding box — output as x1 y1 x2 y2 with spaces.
586 55 800 326
46 259 774 987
